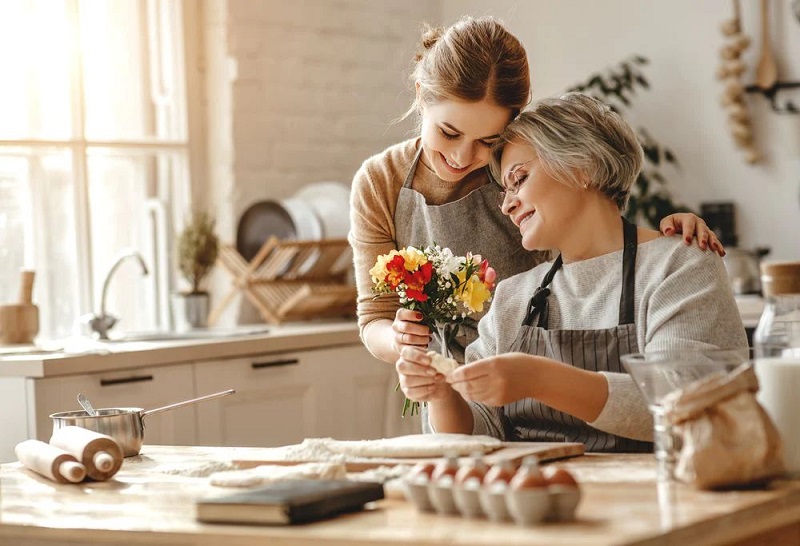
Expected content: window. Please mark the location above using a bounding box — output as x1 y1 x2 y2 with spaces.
0 0 190 339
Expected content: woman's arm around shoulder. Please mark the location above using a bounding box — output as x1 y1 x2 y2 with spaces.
639 239 748 351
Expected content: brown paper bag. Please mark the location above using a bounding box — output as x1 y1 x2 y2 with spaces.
662 363 785 489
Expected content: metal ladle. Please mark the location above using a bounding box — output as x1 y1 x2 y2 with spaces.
77 392 97 417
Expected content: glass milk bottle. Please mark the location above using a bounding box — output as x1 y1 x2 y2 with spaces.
753 260 800 476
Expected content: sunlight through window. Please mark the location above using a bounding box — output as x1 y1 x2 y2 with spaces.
0 0 190 340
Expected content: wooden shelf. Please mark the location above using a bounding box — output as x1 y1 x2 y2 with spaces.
209 237 356 325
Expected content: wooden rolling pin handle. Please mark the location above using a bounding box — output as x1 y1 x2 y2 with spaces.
49 426 123 481
59 460 87 483
19 270 35 305
93 451 115 472
15 439 87 484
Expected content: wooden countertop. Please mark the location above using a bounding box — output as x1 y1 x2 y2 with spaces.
0 321 361 378
1 445 799 545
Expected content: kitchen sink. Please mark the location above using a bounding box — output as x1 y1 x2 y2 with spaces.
104 326 271 343
0 326 272 358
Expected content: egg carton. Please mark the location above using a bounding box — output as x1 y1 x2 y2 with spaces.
402 475 581 526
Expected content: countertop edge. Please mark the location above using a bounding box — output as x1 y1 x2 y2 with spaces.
0 321 362 379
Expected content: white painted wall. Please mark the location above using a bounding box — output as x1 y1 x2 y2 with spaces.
444 0 800 260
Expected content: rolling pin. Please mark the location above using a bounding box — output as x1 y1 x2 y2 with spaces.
15 439 87 484
49 426 124 481
0 269 40 344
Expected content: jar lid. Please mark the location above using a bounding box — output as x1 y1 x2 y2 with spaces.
760 260 800 296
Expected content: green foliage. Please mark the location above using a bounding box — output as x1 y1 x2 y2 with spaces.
567 56 695 228
177 212 219 294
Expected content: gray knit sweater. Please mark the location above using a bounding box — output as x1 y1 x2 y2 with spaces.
465 236 749 442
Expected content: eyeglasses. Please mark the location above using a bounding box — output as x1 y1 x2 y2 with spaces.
496 159 535 207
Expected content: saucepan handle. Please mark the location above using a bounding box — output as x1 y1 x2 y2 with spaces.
141 389 236 419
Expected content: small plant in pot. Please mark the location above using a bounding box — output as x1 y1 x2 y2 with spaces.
173 211 219 330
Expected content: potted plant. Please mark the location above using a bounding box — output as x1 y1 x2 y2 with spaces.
172 211 219 330
567 56 695 227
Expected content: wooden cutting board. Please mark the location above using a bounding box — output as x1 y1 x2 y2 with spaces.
233 442 585 472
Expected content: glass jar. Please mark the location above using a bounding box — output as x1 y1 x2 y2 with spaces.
753 260 800 476
753 261 800 357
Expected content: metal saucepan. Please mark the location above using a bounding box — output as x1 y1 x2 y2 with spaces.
49 389 236 457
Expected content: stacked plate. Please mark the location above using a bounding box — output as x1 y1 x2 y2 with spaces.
236 181 351 273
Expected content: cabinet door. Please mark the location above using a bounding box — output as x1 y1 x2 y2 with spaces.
194 352 318 447
31 364 197 447
194 345 397 447
315 346 394 441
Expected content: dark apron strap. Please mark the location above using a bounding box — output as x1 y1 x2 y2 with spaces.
523 217 638 328
523 254 563 327
619 217 638 325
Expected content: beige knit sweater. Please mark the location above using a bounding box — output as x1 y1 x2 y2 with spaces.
348 138 489 332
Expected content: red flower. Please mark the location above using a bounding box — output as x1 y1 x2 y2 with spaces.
405 288 428 302
404 263 432 302
385 255 406 288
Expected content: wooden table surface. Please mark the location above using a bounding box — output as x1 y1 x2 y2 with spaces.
1 445 799 546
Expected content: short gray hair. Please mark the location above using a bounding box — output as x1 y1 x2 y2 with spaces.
489 92 643 210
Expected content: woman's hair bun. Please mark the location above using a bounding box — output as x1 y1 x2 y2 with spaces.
415 24 444 62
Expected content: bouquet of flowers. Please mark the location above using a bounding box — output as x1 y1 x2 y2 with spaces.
369 244 497 416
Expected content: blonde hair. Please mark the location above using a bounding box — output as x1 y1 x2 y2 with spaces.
402 16 530 120
490 93 643 210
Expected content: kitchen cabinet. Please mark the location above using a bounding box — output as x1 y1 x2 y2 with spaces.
0 324 407 462
194 345 395 447
30 364 197 448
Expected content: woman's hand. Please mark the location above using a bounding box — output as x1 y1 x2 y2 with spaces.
447 354 609 422
391 309 432 355
660 213 726 257
396 346 453 403
446 353 534 406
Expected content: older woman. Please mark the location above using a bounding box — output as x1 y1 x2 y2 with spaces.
397 93 748 451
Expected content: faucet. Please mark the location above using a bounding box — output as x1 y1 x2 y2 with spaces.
83 250 149 339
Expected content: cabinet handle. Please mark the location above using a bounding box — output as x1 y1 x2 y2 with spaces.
251 358 299 370
100 375 154 387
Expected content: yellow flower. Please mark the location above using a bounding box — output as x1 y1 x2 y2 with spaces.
457 274 492 313
398 247 427 271
369 250 400 284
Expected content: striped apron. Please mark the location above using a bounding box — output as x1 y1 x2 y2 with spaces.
504 217 653 452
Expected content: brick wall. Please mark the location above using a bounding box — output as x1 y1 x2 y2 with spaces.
207 0 439 222
201 0 441 324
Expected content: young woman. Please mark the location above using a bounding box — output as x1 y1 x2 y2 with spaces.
397 93 747 450
350 16 723 370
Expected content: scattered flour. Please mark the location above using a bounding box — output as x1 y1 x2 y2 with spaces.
154 460 237 478
346 464 412 483
209 461 347 487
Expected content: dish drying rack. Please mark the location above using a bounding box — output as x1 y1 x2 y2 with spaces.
209 237 356 325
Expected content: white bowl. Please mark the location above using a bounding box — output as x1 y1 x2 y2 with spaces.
293 182 352 274
276 198 323 275
294 182 350 239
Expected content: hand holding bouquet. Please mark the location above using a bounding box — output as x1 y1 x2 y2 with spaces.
369 245 497 416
